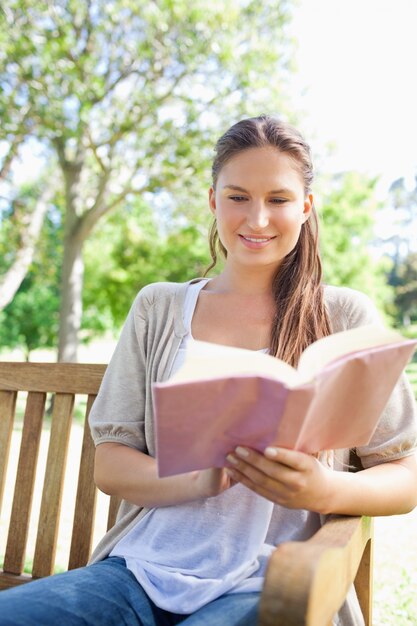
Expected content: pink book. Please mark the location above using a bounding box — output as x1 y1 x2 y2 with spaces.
152 324 417 477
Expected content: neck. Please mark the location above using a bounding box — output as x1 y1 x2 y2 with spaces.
208 261 277 296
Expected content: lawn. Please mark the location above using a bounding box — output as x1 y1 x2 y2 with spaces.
373 507 417 626
378 359 417 625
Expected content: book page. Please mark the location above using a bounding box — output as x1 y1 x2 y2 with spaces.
297 324 406 381
170 340 300 387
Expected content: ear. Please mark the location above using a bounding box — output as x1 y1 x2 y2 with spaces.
302 193 314 222
209 187 216 216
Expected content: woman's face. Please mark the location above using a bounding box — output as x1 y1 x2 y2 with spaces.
209 146 313 272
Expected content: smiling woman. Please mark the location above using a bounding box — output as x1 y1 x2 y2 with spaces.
208 147 312 271
205 118 328 364
0 116 416 626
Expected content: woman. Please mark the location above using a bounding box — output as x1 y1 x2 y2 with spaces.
1 116 416 626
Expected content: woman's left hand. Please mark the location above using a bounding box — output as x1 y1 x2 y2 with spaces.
225 446 334 513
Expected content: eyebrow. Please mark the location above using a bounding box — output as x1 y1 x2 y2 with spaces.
222 184 294 194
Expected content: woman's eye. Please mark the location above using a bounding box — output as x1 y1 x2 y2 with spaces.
229 195 248 202
270 198 287 204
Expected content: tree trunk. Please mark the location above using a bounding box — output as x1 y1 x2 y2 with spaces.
55 137 115 362
55 136 87 363
0 188 50 310
57 230 84 362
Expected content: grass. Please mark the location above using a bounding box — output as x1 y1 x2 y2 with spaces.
374 568 417 626
0 557 65 576
11 392 89 430
377 353 417 625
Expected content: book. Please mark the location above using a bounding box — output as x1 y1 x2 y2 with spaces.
152 324 417 477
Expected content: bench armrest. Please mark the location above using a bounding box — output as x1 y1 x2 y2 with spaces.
259 515 373 626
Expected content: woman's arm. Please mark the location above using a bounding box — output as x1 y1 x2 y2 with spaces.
94 442 234 507
225 446 417 516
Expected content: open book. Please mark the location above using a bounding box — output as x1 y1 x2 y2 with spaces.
152 324 417 477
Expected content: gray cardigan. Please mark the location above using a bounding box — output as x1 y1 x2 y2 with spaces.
88 279 417 565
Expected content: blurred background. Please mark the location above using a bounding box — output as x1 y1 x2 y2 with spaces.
0 1 416 624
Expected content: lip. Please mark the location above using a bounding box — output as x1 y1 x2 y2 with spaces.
238 234 276 249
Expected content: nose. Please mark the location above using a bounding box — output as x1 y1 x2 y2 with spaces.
246 201 269 231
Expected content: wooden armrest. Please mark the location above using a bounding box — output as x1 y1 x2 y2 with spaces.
258 515 373 626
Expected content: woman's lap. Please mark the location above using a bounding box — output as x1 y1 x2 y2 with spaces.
0 557 260 626
181 591 259 626
0 558 178 626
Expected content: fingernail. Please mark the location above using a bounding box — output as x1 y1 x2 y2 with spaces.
265 447 279 457
225 468 235 477
235 446 249 457
226 454 239 465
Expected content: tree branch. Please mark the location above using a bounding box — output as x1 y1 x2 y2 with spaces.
88 59 140 106
0 134 24 182
86 127 108 173
0 186 53 310
76 175 146 242
51 135 64 164
0 104 34 181
101 67 189 149
46 0 93 83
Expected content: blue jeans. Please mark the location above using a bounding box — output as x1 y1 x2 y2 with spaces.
0 557 260 625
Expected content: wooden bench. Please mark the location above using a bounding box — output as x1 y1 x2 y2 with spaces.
0 361 373 625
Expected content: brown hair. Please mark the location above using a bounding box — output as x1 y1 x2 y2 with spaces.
204 115 331 366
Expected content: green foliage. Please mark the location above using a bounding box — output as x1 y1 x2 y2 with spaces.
0 181 45 271
1 0 296 357
0 275 60 359
83 199 211 329
1 0 295 201
393 253 417 325
0 209 62 359
318 172 394 318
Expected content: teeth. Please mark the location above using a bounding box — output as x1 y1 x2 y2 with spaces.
243 236 271 242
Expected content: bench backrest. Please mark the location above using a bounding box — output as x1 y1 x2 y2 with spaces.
0 362 117 590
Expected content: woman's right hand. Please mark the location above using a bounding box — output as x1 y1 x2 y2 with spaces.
94 442 236 508
192 467 237 498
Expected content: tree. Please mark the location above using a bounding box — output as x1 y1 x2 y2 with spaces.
82 198 211 330
84 170 395 339
318 171 394 317
0 10 51 308
394 253 417 327
1 0 295 361
0 210 61 359
379 176 417 287
0 186 53 310
0 277 60 360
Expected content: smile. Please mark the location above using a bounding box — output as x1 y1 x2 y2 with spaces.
240 235 275 243
238 234 276 249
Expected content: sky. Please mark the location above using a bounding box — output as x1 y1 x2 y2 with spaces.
288 0 417 194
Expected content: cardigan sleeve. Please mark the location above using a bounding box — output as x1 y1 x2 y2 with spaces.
325 286 417 469
88 288 151 452
355 373 417 468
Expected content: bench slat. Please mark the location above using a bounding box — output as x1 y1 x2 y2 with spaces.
68 394 98 570
0 390 16 514
3 392 46 575
0 363 115 587
0 572 33 590
0 362 106 394
32 393 75 578
107 495 121 532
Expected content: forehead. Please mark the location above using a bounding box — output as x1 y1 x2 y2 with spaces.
217 146 304 191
